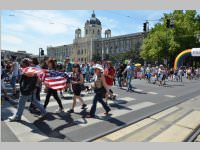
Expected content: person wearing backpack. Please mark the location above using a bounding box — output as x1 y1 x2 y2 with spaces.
8 58 47 121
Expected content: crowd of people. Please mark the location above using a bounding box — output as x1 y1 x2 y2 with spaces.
1 55 200 122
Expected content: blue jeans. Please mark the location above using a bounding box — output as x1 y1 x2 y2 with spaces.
117 77 122 87
89 93 111 117
127 76 133 91
86 73 90 82
15 93 46 119
11 76 17 89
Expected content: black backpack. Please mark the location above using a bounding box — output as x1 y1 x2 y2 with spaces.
19 74 37 96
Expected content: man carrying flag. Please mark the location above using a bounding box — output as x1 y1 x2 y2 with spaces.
9 58 47 121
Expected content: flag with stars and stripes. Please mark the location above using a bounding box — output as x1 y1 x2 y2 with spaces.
44 70 69 90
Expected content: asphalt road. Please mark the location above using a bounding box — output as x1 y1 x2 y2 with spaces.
1 78 200 142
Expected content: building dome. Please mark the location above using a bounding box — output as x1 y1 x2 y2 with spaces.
86 11 101 26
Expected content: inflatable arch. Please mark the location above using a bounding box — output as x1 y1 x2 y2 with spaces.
174 48 200 70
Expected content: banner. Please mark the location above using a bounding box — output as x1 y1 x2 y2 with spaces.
191 48 200 56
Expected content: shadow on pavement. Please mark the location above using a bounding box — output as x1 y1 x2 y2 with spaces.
33 113 78 140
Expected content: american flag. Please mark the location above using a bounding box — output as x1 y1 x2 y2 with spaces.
21 67 46 77
22 67 70 90
44 70 70 90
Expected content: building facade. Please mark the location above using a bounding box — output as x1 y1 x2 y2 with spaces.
47 11 145 63
1 50 33 61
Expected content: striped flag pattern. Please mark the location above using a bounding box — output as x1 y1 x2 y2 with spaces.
21 67 70 90
44 76 67 90
21 67 45 76
44 70 68 90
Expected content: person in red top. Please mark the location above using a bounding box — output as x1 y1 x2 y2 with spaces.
104 61 116 103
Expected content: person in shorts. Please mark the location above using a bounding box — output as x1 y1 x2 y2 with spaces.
68 64 87 113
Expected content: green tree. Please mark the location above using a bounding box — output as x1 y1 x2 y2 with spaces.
140 10 200 66
92 53 101 61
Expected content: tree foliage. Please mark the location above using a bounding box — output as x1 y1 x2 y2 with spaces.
140 10 200 65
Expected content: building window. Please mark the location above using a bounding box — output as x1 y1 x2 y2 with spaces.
86 29 88 35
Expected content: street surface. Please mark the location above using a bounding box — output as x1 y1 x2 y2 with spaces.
1 78 200 142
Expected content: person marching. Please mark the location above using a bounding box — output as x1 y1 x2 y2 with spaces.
123 61 135 92
116 64 125 88
8 58 47 121
104 61 116 103
29 58 43 113
87 64 111 118
68 64 87 113
64 56 73 94
43 59 64 113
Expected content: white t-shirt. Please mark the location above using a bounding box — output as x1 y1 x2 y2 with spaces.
146 67 150 73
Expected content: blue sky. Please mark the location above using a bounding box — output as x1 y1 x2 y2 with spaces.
1 10 199 55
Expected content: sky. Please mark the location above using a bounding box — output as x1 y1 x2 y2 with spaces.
1 10 199 55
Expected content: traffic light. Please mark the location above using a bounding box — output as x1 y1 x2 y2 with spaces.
166 19 170 28
41 49 44 56
143 23 147 32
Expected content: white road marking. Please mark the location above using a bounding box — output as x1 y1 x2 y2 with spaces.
3 104 48 142
164 95 176 98
147 92 158 95
133 89 144 92
78 102 156 127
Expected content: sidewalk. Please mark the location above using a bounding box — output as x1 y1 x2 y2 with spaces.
94 95 200 142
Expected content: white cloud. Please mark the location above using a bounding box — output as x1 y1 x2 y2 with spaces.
99 17 118 29
13 10 84 35
6 23 26 32
2 35 23 45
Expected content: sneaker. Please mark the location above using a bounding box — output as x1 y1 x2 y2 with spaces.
55 108 64 113
8 116 21 122
67 109 74 113
81 104 87 109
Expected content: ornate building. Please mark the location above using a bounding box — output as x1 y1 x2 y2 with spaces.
47 11 145 63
